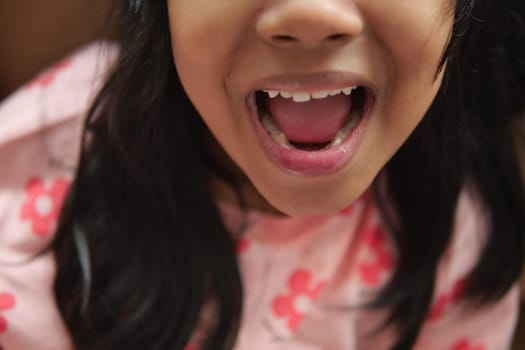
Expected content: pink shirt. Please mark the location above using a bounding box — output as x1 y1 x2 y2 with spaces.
0 43 519 350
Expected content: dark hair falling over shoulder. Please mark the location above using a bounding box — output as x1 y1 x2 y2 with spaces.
372 0 525 347
53 2 242 349
52 0 525 349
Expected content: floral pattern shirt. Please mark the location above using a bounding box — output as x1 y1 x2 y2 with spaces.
0 42 519 350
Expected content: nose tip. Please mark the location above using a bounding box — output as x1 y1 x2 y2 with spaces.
256 0 363 49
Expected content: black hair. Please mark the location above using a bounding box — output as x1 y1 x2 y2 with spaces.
53 0 525 349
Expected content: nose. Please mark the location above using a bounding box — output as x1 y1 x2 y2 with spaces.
256 0 363 50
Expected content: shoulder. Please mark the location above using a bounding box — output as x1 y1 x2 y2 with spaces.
0 40 119 260
414 186 520 350
443 186 489 282
0 41 118 350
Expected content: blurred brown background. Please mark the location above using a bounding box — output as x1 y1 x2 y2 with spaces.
0 0 115 99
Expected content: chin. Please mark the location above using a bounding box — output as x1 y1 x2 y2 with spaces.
262 185 365 217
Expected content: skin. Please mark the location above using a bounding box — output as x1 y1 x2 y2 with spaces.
167 0 454 216
0 0 116 99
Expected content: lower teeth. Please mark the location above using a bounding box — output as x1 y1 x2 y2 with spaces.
260 109 361 151
328 109 360 147
261 115 293 149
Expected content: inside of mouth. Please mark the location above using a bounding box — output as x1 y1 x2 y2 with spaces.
289 140 331 150
256 87 366 151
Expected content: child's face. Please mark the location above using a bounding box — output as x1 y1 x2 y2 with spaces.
167 0 453 215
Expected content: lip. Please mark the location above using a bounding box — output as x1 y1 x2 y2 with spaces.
247 71 374 94
245 73 375 177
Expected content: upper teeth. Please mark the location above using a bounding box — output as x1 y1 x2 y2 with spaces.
263 87 357 103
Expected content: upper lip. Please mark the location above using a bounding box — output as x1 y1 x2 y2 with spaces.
248 71 373 94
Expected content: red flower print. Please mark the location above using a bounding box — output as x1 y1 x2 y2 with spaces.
358 226 394 286
24 60 72 89
449 339 486 350
0 292 16 334
272 269 326 331
20 177 70 238
428 278 465 321
236 237 250 253
340 203 356 216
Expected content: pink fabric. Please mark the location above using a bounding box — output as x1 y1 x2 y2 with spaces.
0 43 519 350
0 42 118 350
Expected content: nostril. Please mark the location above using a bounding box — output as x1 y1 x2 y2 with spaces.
327 33 348 41
272 34 298 43
268 32 352 47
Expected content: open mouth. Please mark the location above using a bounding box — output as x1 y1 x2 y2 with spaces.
254 86 370 152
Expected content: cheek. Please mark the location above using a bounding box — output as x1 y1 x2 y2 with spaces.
362 1 452 141
166 1 259 127
363 0 453 78
167 3 226 81
167 2 234 131
167 1 260 72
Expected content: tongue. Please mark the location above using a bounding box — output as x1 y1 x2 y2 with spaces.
267 94 352 144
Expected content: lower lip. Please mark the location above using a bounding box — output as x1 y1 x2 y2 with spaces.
246 92 373 177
